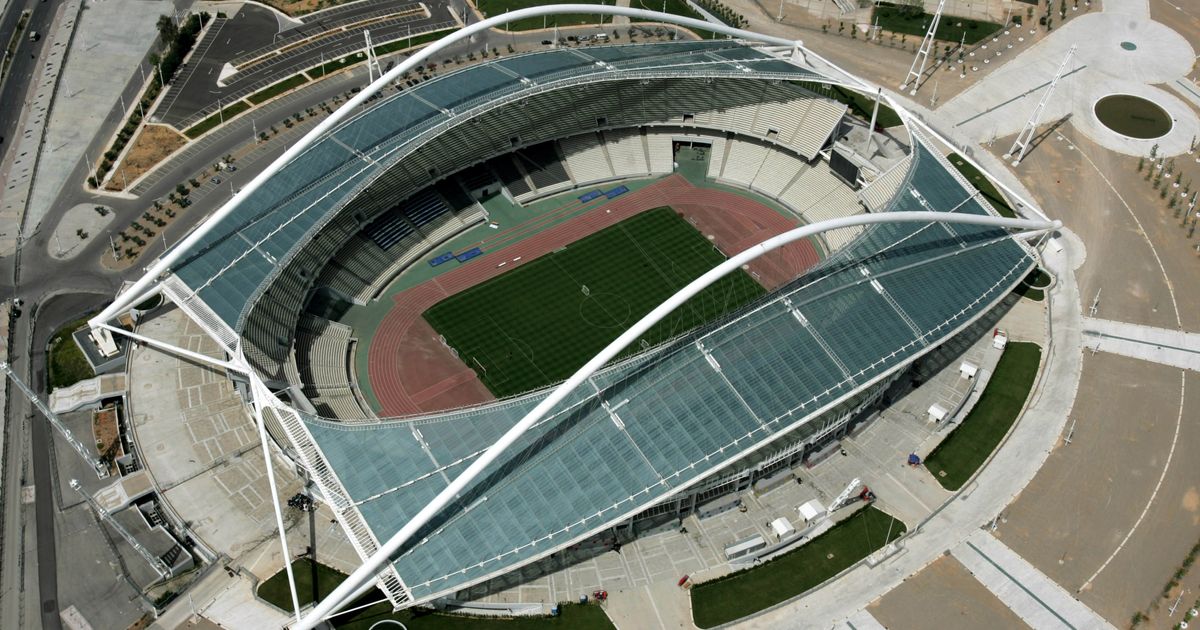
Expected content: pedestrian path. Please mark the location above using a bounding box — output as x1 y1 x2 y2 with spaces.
0 0 81 256
1082 317 1200 371
842 608 888 630
953 530 1113 630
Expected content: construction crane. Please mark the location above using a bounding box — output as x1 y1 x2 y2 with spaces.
0 361 107 478
70 479 171 580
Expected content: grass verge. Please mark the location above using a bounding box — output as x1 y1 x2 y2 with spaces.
423 207 765 397
925 341 1042 490
248 74 310 105
873 2 1002 45
183 100 251 139
475 0 606 31
48 317 95 390
372 29 451 57
691 505 906 628
258 559 614 629
1015 268 1051 301
630 0 704 22
946 152 1016 218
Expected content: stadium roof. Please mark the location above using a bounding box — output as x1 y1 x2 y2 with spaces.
95 22 1053 617
296 139 1037 605
166 40 827 333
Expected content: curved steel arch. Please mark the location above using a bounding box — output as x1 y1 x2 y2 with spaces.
90 5 813 329
297 210 1060 628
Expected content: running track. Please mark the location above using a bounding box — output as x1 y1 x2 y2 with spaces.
367 175 822 417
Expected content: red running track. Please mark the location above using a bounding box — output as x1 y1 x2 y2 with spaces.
367 175 822 417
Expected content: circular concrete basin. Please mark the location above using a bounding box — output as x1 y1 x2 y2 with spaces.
1093 94 1173 140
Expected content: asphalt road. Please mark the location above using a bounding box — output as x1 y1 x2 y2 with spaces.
0 0 64 164
157 0 459 128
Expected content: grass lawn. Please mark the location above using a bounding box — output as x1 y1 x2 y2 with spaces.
925 341 1042 490
372 29 451 57
184 100 251 139
831 85 903 129
423 207 765 398
691 505 906 628
258 559 614 629
630 0 704 22
48 317 95 390
1015 268 1051 301
475 0 606 31
873 2 1002 45
947 152 1016 219
248 74 310 105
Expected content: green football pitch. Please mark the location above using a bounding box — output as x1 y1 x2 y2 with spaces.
423 207 767 398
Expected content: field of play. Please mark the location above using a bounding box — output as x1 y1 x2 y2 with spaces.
423 207 766 398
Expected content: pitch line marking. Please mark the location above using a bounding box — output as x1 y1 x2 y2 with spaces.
1071 135 1185 593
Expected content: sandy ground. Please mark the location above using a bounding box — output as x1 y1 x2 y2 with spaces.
992 124 1200 331
869 555 1031 630
997 353 1200 624
1152 0 1200 68
107 124 188 191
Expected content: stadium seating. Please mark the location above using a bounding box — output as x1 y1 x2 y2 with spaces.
646 133 674 174
859 154 914 211
777 163 865 249
490 156 531 198
603 129 650 178
720 139 770 187
707 136 728 179
751 149 808 198
512 142 572 200
561 133 615 183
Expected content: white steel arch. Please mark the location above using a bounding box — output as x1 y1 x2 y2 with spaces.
87 5 807 330
297 210 1060 628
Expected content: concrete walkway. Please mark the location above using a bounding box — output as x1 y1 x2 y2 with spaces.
27 0 163 236
842 609 888 630
0 0 81 257
742 227 1086 629
953 530 1113 630
936 2 1198 157
1082 317 1200 371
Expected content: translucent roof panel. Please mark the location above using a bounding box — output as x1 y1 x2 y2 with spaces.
168 40 823 330
300 135 1036 605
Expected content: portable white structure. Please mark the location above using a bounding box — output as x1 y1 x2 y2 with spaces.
959 361 979 379
725 535 768 560
798 499 826 523
928 403 949 423
770 517 796 540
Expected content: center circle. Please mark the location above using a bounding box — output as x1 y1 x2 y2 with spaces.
1120 41 1137 51
1093 94 1172 140
579 292 632 329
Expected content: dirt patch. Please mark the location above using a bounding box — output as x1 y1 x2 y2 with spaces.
258 0 358 17
870 555 1030 630
92 405 123 474
106 125 187 192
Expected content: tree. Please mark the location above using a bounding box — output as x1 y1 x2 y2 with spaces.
156 15 178 45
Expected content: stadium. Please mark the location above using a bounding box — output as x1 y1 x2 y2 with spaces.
89 6 1057 624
